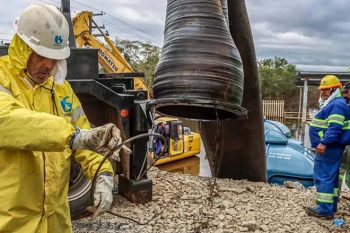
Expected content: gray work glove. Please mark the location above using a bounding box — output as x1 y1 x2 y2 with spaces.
71 123 125 161
87 174 114 218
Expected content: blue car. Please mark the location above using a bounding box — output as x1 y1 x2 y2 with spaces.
264 120 315 187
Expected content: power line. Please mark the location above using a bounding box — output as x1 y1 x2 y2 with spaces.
38 0 141 38
69 2 162 45
35 0 163 46
73 0 153 36
93 17 161 45
71 0 161 44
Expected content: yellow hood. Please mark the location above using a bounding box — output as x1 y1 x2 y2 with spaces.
5 34 33 78
3 34 68 85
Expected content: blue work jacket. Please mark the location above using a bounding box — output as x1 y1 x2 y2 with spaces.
309 97 350 148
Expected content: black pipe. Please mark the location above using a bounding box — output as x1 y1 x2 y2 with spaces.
151 0 247 121
61 0 76 47
201 0 266 182
220 0 229 27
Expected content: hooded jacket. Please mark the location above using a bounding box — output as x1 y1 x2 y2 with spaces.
0 34 113 233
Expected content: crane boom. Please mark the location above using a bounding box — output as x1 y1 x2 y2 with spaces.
72 11 148 91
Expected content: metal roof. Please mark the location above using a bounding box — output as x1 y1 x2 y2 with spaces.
295 64 350 86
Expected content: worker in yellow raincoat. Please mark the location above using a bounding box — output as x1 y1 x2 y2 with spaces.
0 3 125 233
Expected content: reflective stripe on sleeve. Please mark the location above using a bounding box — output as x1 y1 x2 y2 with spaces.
327 114 345 126
316 192 334 203
343 121 350 130
311 114 345 129
310 118 328 128
71 106 86 123
0 84 13 96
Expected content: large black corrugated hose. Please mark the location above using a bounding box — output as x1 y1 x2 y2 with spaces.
152 0 247 120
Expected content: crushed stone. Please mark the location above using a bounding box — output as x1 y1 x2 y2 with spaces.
73 168 350 233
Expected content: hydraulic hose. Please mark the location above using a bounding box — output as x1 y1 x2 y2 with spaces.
90 133 168 209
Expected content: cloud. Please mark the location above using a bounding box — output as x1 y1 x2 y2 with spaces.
245 0 350 65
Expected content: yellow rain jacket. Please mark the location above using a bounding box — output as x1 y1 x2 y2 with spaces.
0 35 113 233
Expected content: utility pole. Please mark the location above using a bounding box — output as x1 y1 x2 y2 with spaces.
61 0 76 47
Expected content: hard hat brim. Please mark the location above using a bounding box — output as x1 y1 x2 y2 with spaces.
318 84 342 90
30 42 71 60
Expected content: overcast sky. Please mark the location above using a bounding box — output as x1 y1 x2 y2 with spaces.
1 0 349 66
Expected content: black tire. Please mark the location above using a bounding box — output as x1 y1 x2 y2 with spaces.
68 159 93 220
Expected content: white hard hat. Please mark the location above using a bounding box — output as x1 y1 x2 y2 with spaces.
14 3 70 60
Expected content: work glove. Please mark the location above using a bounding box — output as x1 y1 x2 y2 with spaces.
71 123 127 161
87 174 114 218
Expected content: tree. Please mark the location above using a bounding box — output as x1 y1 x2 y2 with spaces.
114 38 161 94
258 57 299 110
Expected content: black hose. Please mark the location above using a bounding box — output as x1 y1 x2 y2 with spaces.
90 130 218 227
90 133 168 210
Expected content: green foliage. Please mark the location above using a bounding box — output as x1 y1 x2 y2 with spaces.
114 38 161 93
258 57 299 110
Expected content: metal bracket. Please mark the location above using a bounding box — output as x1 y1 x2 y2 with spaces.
118 176 152 204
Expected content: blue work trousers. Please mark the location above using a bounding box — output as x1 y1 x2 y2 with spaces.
313 146 344 215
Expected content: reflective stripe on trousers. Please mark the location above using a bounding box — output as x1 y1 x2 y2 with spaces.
316 192 334 203
314 146 343 215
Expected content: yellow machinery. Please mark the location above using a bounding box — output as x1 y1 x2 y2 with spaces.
72 11 148 91
72 12 201 165
152 117 201 165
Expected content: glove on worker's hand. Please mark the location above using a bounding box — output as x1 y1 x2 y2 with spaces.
87 174 114 218
71 123 123 161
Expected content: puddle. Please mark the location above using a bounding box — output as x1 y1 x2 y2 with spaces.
157 138 212 177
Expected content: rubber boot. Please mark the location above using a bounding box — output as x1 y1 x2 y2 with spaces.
305 207 334 219
333 197 338 213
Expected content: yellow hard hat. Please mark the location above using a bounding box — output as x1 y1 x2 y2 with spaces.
318 75 342 90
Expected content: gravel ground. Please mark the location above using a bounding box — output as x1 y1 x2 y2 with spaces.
73 168 350 233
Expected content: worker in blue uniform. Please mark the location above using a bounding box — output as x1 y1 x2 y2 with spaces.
306 75 350 219
342 82 350 103
341 83 350 191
